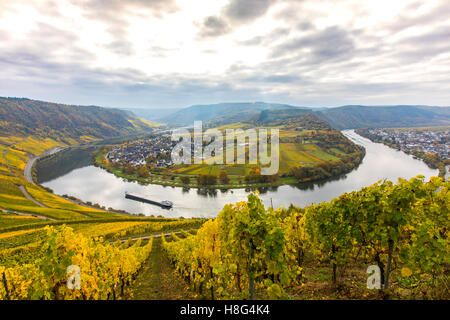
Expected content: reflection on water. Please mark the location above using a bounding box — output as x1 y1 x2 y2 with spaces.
36 146 97 183
41 130 439 218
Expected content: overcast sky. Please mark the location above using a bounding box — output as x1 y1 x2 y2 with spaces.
0 0 449 109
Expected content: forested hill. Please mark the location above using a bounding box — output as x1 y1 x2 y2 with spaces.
159 102 308 125
154 102 450 129
0 97 156 140
316 105 450 129
250 108 313 126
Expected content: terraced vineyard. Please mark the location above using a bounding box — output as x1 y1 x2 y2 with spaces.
0 134 206 299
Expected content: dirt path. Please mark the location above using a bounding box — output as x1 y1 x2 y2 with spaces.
129 238 195 300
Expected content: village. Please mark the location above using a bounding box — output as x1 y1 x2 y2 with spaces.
106 134 176 168
365 128 449 160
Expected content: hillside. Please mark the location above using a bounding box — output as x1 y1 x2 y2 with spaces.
316 105 450 129
0 97 156 142
154 102 450 130
159 102 308 125
120 107 182 122
250 108 313 126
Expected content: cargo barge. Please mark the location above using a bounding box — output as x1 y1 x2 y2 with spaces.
124 192 173 208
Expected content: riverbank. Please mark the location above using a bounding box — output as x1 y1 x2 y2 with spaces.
27 145 146 217
93 146 365 190
41 130 439 218
355 128 448 178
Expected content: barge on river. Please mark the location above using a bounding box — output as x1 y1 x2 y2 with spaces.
124 192 173 209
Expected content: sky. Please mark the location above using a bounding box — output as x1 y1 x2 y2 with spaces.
0 0 449 109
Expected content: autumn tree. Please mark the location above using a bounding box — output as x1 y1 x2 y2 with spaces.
219 170 230 184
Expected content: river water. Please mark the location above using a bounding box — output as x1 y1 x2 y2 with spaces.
41 130 438 218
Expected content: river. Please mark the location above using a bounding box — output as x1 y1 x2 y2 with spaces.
41 130 438 218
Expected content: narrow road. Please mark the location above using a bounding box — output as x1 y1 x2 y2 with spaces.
24 146 67 183
0 207 52 220
23 146 134 216
18 185 49 208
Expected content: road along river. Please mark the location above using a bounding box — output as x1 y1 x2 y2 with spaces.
40 130 438 218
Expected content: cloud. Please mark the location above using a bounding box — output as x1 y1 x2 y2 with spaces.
387 1 450 33
105 40 135 56
244 74 305 84
75 0 179 24
236 27 290 46
74 0 180 51
197 0 281 39
197 16 231 38
1 0 450 108
271 26 355 63
224 0 276 22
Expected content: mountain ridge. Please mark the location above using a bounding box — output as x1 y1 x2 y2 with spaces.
148 103 450 129
0 97 156 142
158 102 308 125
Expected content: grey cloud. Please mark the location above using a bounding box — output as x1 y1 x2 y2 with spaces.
387 1 450 33
74 0 179 48
2 0 450 109
271 26 355 63
244 74 306 84
378 25 450 64
105 40 135 56
197 0 281 39
236 27 290 46
76 0 179 21
401 25 450 46
296 22 314 31
148 46 178 58
0 21 95 77
224 0 276 22
237 36 265 46
197 16 231 38
30 22 79 44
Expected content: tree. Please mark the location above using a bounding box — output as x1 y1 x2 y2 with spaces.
123 163 135 175
136 166 149 178
219 170 230 184
180 176 190 185
197 174 218 186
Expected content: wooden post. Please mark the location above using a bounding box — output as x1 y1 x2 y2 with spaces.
249 277 255 300
2 272 10 300
384 240 394 289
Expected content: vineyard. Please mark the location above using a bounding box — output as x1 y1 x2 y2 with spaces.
161 176 449 300
0 133 448 300
0 135 207 300
0 226 153 299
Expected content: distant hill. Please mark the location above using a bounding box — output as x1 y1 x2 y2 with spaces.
316 105 450 129
159 102 309 125
157 102 450 129
120 107 182 122
250 108 313 126
0 97 156 140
